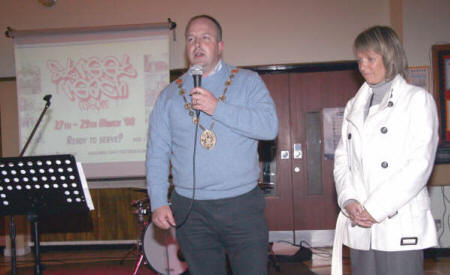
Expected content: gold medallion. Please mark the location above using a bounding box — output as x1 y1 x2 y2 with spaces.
177 69 239 151
200 129 217 150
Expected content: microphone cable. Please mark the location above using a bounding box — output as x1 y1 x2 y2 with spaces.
164 230 171 275
173 66 202 229
173 112 199 229
165 73 201 274
164 112 199 275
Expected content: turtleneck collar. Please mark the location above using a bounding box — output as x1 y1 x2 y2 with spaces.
368 78 393 95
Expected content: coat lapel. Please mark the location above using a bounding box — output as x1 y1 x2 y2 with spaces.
346 83 372 131
377 75 404 111
347 75 405 128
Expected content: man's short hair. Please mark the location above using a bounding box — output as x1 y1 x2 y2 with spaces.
185 15 222 42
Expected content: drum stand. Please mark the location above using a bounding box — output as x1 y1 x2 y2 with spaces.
119 198 149 275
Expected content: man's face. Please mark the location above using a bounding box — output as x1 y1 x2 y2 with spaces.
185 18 224 76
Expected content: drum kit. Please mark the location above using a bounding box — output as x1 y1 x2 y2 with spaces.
123 191 188 275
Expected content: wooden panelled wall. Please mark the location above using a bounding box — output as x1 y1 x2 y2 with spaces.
39 188 146 242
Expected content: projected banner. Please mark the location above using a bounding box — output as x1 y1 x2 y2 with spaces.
13 25 169 178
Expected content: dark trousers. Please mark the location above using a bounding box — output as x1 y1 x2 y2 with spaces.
171 187 268 275
350 248 424 275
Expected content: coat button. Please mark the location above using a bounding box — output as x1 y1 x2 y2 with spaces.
348 133 352 139
381 161 388 168
380 127 388 134
387 101 394 107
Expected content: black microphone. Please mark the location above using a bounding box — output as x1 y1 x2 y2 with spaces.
190 64 203 117
43 94 52 107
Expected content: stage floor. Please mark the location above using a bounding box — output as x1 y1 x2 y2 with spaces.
0 246 449 275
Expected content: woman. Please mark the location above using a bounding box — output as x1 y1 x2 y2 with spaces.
331 26 439 275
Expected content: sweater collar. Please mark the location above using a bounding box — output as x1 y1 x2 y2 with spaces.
187 60 223 78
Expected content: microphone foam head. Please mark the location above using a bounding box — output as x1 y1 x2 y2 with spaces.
190 64 203 76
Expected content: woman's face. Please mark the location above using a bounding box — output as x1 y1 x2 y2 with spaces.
356 49 387 85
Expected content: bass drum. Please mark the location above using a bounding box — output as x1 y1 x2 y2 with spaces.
142 223 188 275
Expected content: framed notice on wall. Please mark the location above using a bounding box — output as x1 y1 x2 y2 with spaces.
407 66 430 93
322 107 344 160
432 44 450 163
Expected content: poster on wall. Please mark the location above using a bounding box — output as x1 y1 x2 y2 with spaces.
322 107 345 160
407 66 430 92
13 25 170 178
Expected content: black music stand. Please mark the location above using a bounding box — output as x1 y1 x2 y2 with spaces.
0 154 91 275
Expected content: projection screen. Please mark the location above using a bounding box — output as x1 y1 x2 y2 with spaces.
13 24 169 179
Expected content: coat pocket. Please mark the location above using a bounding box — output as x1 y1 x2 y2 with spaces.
408 190 431 217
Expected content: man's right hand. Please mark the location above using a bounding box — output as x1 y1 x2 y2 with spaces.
152 205 176 229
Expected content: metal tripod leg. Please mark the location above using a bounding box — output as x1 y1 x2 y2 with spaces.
120 243 139 265
132 253 144 275
123 197 149 274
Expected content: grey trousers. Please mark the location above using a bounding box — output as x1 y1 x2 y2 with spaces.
171 187 268 275
350 248 424 275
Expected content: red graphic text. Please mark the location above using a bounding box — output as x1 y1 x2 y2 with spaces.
47 55 138 110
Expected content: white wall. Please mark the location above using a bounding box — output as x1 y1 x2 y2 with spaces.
430 187 450 248
402 0 450 248
0 0 390 77
403 0 450 67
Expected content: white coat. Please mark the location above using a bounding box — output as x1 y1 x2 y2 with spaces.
331 75 439 275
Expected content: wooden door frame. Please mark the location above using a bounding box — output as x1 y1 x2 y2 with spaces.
246 61 358 75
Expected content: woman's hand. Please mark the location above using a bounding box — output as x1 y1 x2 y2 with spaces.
345 201 377 228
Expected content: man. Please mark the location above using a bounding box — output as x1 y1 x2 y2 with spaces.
146 15 278 275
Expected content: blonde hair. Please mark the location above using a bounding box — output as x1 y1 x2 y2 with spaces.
354 26 408 79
